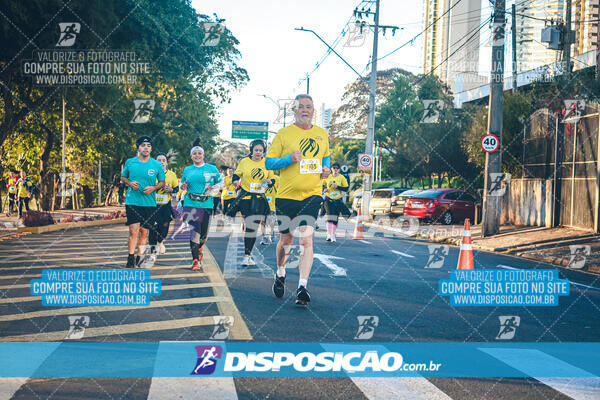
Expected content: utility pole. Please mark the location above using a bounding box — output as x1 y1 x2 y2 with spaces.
482 0 506 237
564 0 572 76
511 3 517 93
98 159 102 206
306 74 310 94
360 0 380 219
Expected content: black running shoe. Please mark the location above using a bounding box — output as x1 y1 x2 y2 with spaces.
135 255 141 268
273 274 285 298
295 285 310 305
126 254 135 268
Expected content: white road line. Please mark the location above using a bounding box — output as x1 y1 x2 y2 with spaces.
313 254 347 277
359 240 372 244
497 265 600 291
480 348 600 400
223 230 243 279
391 250 415 258
352 377 452 400
148 377 238 400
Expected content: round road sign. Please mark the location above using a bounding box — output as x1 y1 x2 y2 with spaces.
481 134 500 153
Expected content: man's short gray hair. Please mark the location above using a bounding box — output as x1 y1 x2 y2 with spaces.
292 94 313 110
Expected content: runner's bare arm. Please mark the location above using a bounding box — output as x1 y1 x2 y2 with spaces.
120 176 139 191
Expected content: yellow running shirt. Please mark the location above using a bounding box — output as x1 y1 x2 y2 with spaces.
265 177 278 212
324 174 348 200
234 157 274 200
266 124 330 201
221 176 237 200
155 170 179 205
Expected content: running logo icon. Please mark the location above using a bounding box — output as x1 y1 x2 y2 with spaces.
56 23 80 47
496 316 520 340
210 316 234 340
191 345 223 375
421 100 444 123
354 315 379 340
131 99 155 123
65 315 89 339
274 99 294 125
251 168 265 180
200 22 225 46
488 173 510 196
568 245 590 269
344 20 368 47
425 245 448 269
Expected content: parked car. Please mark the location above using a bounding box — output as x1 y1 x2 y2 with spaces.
391 189 423 215
403 188 481 225
351 190 374 216
368 188 410 218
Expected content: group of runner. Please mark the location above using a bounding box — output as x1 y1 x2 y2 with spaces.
121 94 349 305
6 169 34 218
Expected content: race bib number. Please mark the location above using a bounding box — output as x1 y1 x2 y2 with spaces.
329 190 341 199
267 196 273 204
249 182 266 193
155 193 169 205
300 158 322 174
227 191 235 196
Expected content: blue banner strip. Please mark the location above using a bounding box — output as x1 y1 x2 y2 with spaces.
1 342 600 378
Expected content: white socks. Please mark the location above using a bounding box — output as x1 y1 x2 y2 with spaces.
298 278 308 288
276 267 286 277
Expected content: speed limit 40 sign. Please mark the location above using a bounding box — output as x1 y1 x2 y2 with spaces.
481 134 500 153
357 154 373 175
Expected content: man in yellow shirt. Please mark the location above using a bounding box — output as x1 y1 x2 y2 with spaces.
265 94 331 305
16 170 34 218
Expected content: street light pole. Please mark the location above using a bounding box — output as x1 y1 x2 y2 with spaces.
61 90 66 209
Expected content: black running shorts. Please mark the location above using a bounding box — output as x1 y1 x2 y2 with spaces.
125 205 156 229
275 195 322 234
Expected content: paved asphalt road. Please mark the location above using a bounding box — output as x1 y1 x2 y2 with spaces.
0 217 599 399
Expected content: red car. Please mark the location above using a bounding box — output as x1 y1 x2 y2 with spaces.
403 188 481 225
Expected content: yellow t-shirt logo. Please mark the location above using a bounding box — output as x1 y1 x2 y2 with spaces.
251 168 265 180
300 138 320 157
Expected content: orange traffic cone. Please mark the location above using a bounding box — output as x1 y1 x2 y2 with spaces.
352 209 365 240
456 218 474 270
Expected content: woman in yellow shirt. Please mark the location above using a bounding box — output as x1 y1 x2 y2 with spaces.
231 139 275 266
323 163 351 242
149 153 179 256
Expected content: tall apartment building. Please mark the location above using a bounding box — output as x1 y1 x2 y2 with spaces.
422 0 482 92
573 0 599 57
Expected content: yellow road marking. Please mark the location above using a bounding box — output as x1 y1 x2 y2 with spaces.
202 247 253 340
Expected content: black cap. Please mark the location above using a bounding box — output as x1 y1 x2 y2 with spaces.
332 162 341 169
136 136 152 147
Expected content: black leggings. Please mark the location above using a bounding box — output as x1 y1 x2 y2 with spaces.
18 197 30 216
149 204 172 245
239 198 268 255
182 206 211 260
324 198 351 225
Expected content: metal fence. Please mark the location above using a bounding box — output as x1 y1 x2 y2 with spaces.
522 105 599 231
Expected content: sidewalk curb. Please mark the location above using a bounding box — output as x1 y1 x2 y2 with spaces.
16 217 127 234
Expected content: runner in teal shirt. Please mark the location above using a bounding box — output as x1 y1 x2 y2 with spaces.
120 136 166 268
122 157 166 206
180 145 224 271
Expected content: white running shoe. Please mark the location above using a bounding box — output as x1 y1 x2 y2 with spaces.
331 234 336 242
242 255 256 266
326 234 331 242
158 243 166 254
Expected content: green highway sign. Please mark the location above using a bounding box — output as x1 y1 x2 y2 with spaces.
232 120 268 139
